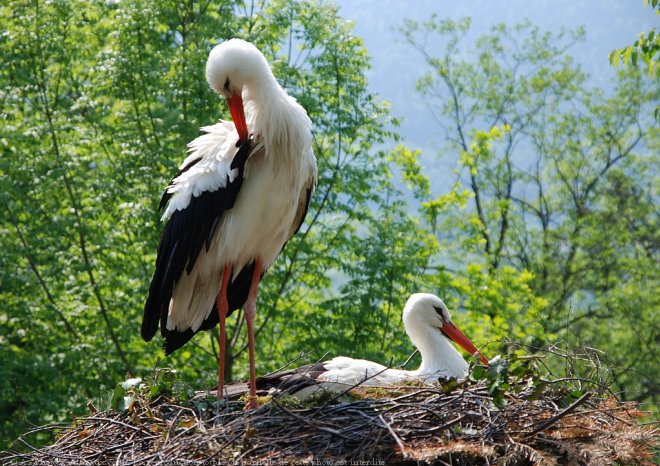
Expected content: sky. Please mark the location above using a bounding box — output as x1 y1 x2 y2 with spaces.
333 0 656 156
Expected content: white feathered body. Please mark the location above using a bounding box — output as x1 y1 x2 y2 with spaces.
315 295 472 386
283 331 470 399
163 89 316 334
316 329 468 386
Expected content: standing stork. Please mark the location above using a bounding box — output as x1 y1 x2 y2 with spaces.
141 39 317 408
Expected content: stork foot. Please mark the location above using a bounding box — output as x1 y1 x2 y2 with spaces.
243 397 259 410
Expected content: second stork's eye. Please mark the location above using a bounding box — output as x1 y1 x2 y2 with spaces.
433 306 444 316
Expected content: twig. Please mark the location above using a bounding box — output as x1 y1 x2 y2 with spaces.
262 349 318 376
271 397 351 439
525 392 592 437
2 352 655 465
81 416 143 433
419 414 466 434
398 350 419 369
378 414 407 458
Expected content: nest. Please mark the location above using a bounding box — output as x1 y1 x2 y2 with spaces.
2 369 657 466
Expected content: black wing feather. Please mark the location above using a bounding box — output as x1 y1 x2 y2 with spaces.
256 362 329 393
293 185 314 236
141 139 253 350
206 362 330 398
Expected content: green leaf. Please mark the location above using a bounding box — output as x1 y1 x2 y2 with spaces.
610 49 621 67
623 46 633 65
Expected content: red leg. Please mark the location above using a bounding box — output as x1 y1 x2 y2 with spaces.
243 258 263 409
216 264 231 399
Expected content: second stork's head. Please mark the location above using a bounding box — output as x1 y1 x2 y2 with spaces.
403 293 489 365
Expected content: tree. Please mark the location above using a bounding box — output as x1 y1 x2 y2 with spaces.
609 0 660 120
401 17 659 404
609 0 660 77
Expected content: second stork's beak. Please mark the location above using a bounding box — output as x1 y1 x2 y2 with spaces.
440 322 489 365
226 92 249 143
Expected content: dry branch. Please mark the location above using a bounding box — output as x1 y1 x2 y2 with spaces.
1 375 657 466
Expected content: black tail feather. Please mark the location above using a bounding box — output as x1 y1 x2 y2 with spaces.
161 261 259 355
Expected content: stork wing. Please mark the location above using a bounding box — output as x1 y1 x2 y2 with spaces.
141 133 253 345
290 180 314 238
289 148 317 238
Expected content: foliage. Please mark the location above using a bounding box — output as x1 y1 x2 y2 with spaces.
609 0 660 120
401 17 659 408
108 368 195 412
609 0 660 77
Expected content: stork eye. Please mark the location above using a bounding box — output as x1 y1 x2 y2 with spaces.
433 306 444 316
224 77 231 91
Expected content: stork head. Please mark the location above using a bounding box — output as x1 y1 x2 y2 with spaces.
206 39 272 142
403 293 489 365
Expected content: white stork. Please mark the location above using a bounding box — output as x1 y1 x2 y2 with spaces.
251 293 489 398
141 38 317 408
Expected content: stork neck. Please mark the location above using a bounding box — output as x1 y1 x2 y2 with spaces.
408 323 469 379
247 81 289 128
244 78 311 162
245 69 281 104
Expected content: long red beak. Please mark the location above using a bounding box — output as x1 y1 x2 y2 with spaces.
440 322 489 365
226 92 249 143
